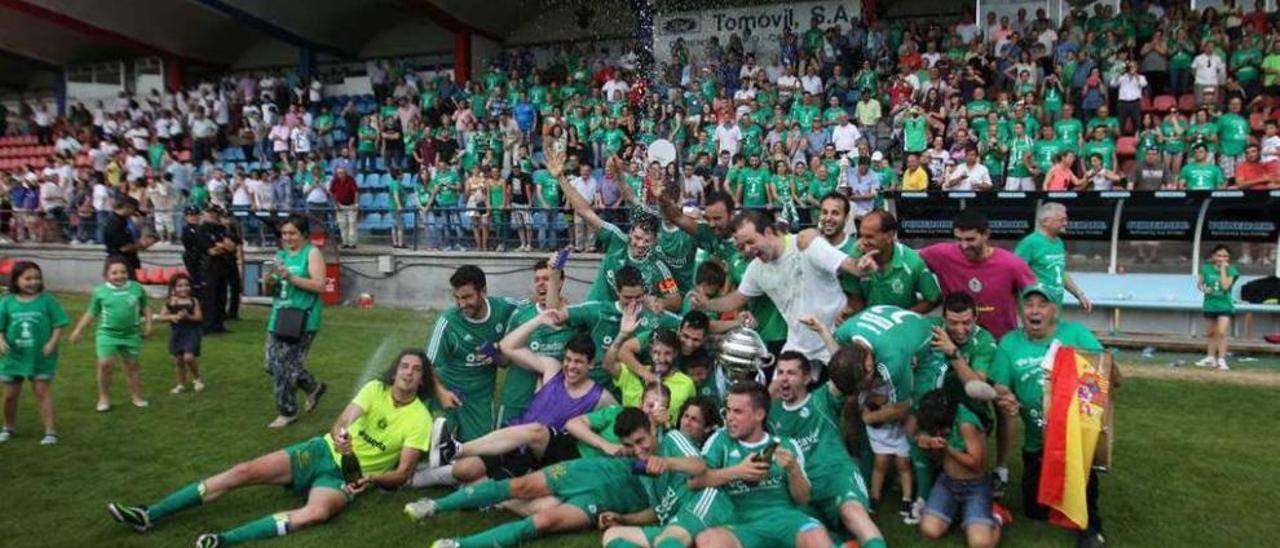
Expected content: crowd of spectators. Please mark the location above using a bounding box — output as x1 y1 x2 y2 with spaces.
3 1 1280 250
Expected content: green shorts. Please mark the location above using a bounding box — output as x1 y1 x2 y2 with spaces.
725 508 825 548
0 357 57 382
643 488 735 543
442 394 495 442
284 436 352 502
810 461 870 523
542 458 646 521
96 335 141 361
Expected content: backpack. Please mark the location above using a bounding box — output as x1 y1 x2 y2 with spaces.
1241 276 1280 305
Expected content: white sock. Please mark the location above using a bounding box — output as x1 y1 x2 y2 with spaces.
410 464 457 488
994 466 1009 482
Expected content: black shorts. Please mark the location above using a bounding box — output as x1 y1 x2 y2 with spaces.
1203 311 1235 319
480 427 580 480
169 323 202 357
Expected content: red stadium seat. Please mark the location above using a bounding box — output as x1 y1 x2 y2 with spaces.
1116 137 1137 157
1140 96 1154 112
1151 95 1176 112
1119 159 1136 175
1250 112 1266 132
0 257 15 276
1178 94 1197 112
135 269 149 283
162 266 181 283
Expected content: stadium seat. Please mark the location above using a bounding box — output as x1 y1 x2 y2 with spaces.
358 192 374 208
380 173 394 188
1140 96 1154 112
1250 112 1266 133
1119 159 1136 175
1177 94 1197 112
355 173 367 188
1152 95 1176 112
1116 137 1137 157
373 192 391 211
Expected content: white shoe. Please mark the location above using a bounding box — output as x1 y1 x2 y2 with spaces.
96 401 111 412
1194 356 1217 368
1217 358 1230 371
39 433 58 445
132 399 150 408
267 415 298 428
192 379 206 392
404 498 439 521
0 429 12 443
170 385 187 395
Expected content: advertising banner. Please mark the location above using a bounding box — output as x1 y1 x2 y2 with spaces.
654 1 861 64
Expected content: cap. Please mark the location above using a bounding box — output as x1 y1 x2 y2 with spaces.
871 151 885 162
1021 283 1053 301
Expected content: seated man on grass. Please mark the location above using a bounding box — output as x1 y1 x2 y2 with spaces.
107 350 438 547
605 307 697 423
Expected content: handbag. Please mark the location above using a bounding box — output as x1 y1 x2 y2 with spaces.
272 306 309 341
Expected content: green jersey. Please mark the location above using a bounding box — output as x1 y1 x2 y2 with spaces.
0 293 69 377
990 321 1103 452
1231 48 1262 82
534 171 560 207
604 128 628 154
740 124 764 157
1189 121 1219 153
357 125 378 153
833 305 934 403
497 301 575 425
1033 139 1067 173
426 297 519 439
655 223 699 293
1043 86 1064 113
565 300 681 385
701 430 807 519
848 242 941 310
739 167 771 207
913 318 997 411
1201 263 1239 313
1216 113 1250 156
903 117 928 152
1015 231 1068 305
1180 161 1225 190
1161 119 1187 153
87 282 148 342
767 386 854 481
823 106 848 124
190 185 209 210
1054 119 1083 152
1007 136 1035 177
267 244 323 333
1086 117 1119 137
430 170 461 206
639 429 712 524
967 100 993 119
1081 139 1116 170
586 222 678 303
795 105 820 131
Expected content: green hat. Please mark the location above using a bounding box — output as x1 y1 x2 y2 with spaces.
1021 283 1052 301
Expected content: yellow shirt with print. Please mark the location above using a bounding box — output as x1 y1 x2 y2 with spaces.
325 381 432 474
617 364 694 423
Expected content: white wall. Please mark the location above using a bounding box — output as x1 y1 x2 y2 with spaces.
976 0 1051 27
135 74 164 97
67 82 123 102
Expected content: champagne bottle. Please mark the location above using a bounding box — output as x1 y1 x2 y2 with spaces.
754 440 780 464
338 428 363 484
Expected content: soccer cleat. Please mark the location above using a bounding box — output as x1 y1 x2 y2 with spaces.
108 503 152 532
992 502 1013 526
195 533 221 548
899 498 919 524
430 539 460 548
39 433 58 446
427 417 457 468
1077 530 1106 548
267 415 298 428
305 382 328 413
1194 356 1216 368
404 498 439 521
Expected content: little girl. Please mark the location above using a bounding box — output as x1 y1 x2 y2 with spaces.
69 257 153 412
0 261 69 445
158 273 204 394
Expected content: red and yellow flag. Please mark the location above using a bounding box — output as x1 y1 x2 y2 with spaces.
1038 344 1110 530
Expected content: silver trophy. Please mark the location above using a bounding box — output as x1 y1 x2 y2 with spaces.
716 326 774 384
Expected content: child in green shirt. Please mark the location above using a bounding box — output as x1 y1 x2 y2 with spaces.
69 257 153 412
0 262 69 445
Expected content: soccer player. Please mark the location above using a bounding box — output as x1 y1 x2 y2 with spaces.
692 210 877 362
600 407 734 548
847 209 942 314
914 389 1003 548
605 308 697 422
767 352 886 548
991 284 1107 547
426 265 519 441
1015 202 1093 311
692 382 832 548
609 156 700 294
107 350 435 547
497 259 576 426
411 310 616 487
557 265 682 388
549 155 681 310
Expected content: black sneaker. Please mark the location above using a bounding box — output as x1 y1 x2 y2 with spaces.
1077 529 1106 548
991 472 1008 500
900 498 919 524
108 503 152 533
427 417 458 468
305 383 328 414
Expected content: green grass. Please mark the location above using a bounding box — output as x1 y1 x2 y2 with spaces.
1 293 1278 546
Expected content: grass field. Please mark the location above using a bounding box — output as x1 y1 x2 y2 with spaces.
1 292 1279 547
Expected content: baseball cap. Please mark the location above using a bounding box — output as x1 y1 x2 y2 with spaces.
871 151 885 162
1021 283 1053 301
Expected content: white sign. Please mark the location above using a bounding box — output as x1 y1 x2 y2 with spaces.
654 1 862 64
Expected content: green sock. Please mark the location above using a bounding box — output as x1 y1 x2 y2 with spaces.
147 482 206 522
862 537 888 548
221 513 289 545
435 479 512 512
457 516 536 548
654 537 685 548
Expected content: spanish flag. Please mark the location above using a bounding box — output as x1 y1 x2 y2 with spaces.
1038 343 1110 530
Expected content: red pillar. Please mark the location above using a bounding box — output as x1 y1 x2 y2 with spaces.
453 29 471 84
164 56 184 93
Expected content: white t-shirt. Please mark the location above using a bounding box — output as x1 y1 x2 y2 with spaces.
801 75 824 95
248 178 273 209
946 162 991 191
231 179 253 207
737 235 848 361
831 123 862 152
92 183 111 210
124 155 148 182
290 127 312 154
207 177 229 207
1261 135 1280 163
714 124 741 156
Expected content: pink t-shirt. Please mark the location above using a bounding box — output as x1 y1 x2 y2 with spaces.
920 243 1037 339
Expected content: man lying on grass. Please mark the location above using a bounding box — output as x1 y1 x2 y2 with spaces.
107 349 439 547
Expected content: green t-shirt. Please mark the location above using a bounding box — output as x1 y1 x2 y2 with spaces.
1054 119 1084 152
655 224 698 294
701 430 808 520
425 297 519 404
1033 139 1067 173
1263 53 1280 87
1086 117 1119 137
1231 48 1262 82
1180 161 1225 190
767 386 855 481
430 170 461 206
739 167 771 207
585 223 678 303
1007 136 1035 177
989 322 1103 452
0 293 69 376
533 171 560 207
1216 113 1250 156
849 243 941 310
357 125 378 153
268 243 323 333
1161 120 1187 153
1081 139 1117 170
832 305 934 403
578 405 625 458
565 300 681 385
740 124 764 157
1043 87 1064 113
903 117 928 152
87 281 148 342
1015 231 1068 305
1201 263 1239 313
805 174 839 217
913 318 997 408
604 128 628 154
324 380 432 474
190 185 209 209
967 99 994 119
1189 121 1219 153
639 430 710 524
498 301 575 423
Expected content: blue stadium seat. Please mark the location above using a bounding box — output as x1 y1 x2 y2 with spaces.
374 157 386 172
355 173 366 188
358 193 374 209
373 192 391 211
380 173 395 188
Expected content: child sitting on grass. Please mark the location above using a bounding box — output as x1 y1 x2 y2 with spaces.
0 261 70 445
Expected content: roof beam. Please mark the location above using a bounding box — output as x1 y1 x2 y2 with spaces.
0 0 224 67
0 45 61 70
186 0 355 59
400 0 503 43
